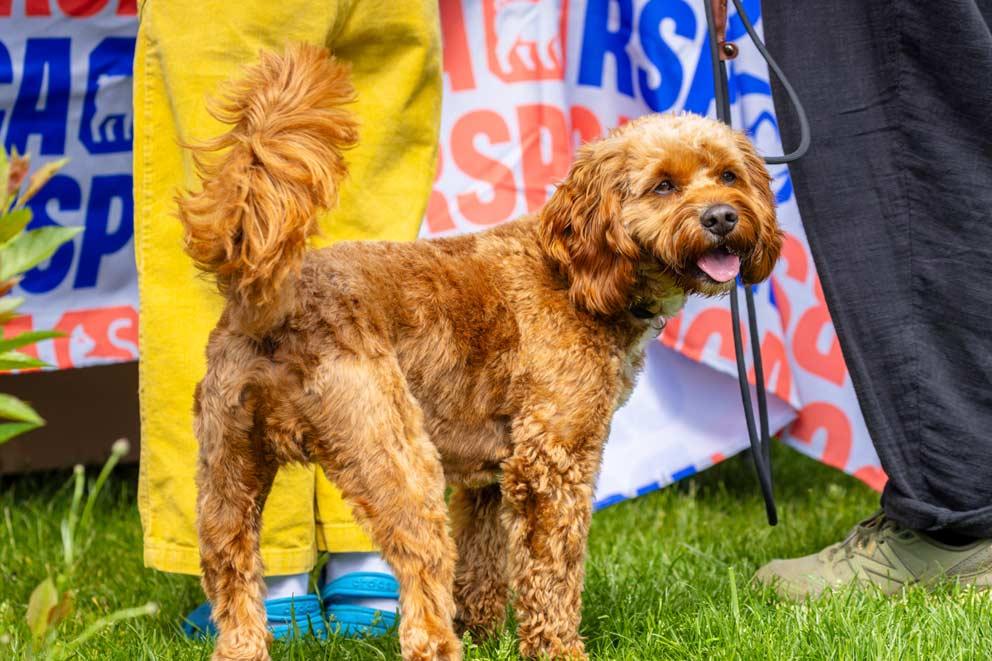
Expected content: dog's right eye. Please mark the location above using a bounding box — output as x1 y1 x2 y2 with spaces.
655 180 676 195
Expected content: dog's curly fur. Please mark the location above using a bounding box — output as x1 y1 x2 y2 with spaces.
183 45 781 661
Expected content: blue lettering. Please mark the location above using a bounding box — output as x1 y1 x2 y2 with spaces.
0 43 12 130
20 174 79 294
578 0 634 97
684 0 765 116
681 34 715 115
774 169 793 205
5 38 71 156
637 0 695 112
732 73 771 100
75 175 133 288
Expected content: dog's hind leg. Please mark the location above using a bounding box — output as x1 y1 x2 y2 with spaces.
194 346 277 661
450 484 508 639
307 356 461 661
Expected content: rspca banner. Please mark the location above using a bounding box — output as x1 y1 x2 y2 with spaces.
0 0 138 369
0 0 886 498
423 0 887 502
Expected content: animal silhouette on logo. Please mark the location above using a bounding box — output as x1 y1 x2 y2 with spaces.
52 306 138 368
486 0 567 82
80 37 135 154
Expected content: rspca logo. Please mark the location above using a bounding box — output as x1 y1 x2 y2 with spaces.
484 0 569 82
80 37 134 154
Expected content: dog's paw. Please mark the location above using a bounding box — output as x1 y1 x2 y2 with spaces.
212 637 272 661
453 611 506 642
519 637 587 660
400 625 463 661
436 635 464 661
211 652 270 661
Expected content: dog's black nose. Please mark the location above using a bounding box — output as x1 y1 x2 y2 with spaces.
700 204 738 236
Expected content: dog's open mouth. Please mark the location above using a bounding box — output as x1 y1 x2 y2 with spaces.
695 246 741 283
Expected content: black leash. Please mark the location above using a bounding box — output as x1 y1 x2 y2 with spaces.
702 0 810 526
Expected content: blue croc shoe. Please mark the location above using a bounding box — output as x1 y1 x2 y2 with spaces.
320 572 399 637
182 593 327 640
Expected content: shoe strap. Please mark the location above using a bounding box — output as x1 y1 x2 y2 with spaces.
265 593 323 623
183 594 324 639
321 571 399 602
327 603 398 626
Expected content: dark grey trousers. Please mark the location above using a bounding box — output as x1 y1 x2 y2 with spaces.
763 0 992 537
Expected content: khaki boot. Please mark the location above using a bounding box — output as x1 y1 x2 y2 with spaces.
753 511 992 600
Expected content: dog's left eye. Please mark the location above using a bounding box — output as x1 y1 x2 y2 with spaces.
655 180 676 195
721 171 737 184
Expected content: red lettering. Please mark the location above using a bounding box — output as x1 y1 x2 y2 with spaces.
770 275 791 331
441 0 475 91
680 308 746 363
26 0 52 16
518 104 570 213
660 310 683 348
790 401 852 470
793 276 846 385
570 105 602 146
748 331 792 402
779 231 808 283
426 150 455 233
853 465 888 492
451 110 517 226
1 0 133 15
58 0 107 16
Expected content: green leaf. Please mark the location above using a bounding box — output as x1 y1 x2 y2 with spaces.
0 350 48 371
0 226 81 281
5 149 30 213
0 329 62 353
26 577 58 643
0 207 33 246
0 420 43 444
0 296 24 318
17 157 68 207
49 590 75 628
0 393 43 424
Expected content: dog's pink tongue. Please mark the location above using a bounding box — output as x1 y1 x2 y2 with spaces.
696 250 741 282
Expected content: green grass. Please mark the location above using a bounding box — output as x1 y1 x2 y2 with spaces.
2 445 989 660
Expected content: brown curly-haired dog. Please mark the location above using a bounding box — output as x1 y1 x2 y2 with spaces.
181 44 781 661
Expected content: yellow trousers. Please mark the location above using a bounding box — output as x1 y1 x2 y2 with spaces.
134 0 441 576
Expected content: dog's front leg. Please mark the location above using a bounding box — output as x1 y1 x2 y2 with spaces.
502 413 607 660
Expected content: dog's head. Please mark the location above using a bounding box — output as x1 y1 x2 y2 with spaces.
539 113 781 316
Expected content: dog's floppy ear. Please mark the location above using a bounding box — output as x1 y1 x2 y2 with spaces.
539 140 639 316
734 133 782 284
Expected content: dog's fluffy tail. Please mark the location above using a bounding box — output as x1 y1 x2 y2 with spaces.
178 44 357 322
